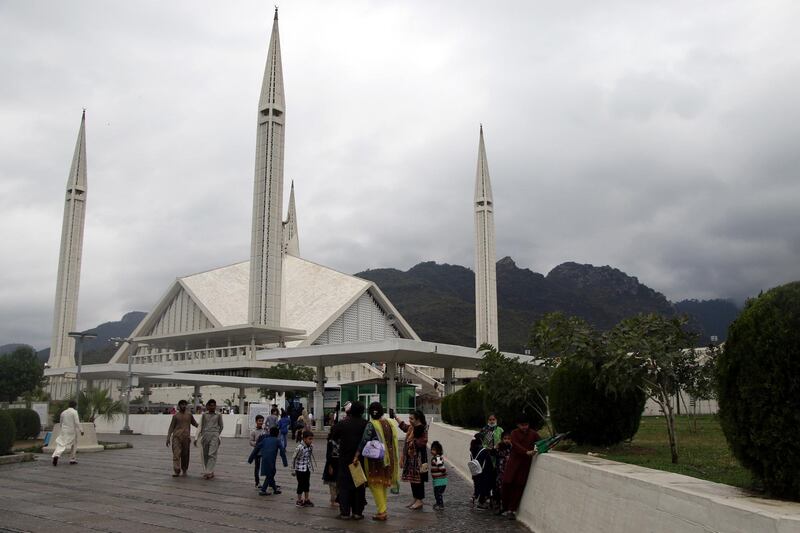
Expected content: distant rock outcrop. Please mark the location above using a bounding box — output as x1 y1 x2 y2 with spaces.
357 258 738 352
35 311 147 365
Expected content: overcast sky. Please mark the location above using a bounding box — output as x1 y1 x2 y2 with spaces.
2 1 799 349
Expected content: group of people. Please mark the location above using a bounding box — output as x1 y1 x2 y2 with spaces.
55 396 540 522
468 413 541 519
328 401 441 520
163 399 540 521
246 400 443 521
165 398 225 478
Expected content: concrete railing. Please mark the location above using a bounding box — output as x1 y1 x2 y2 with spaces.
131 345 252 366
429 422 800 533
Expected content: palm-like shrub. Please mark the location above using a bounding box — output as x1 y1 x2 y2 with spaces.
76 388 124 422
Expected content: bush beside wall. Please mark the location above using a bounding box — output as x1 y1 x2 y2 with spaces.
717 281 800 500
6 408 41 440
549 363 645 446
0 411 16 455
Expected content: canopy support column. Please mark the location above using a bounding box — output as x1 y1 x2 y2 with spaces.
192 385 202 411
443 367 454 395
237 386 246 438
238 387 246 416
314 364 325 431
142 384 151 411
385 362 397 415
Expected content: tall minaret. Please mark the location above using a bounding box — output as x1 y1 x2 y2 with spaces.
249 7 286 327
49 111 88 368
474 125 499 348
283 180 300 256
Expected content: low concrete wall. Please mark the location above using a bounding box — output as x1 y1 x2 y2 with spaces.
92 414 242 438
428 421 475 481
42 423 104 453
430 422 800 533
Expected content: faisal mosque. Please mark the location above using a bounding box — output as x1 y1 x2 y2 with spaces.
45 9 510 429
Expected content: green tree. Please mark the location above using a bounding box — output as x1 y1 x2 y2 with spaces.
20 385 50 408
0 346 46 402
532 312 646 446
603 314 697 464
478 344 549 431
529 312 600 367
259 364 316 402
675 343 720 432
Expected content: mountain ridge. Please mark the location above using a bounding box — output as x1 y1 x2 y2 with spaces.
357 257 737 351
5 260 739 364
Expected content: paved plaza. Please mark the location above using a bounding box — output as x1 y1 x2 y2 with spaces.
0 434 529 533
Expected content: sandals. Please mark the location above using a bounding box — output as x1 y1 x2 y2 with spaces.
372 513 388 521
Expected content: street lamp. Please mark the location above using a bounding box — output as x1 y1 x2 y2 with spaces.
68 330 98 398
111 336 145 435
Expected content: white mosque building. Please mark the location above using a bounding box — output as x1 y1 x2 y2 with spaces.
46 9 507 427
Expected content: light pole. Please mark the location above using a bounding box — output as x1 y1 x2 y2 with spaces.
111 336 143 435
68 330 98 399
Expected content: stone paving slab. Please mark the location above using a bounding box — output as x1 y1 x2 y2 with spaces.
0 434 529 533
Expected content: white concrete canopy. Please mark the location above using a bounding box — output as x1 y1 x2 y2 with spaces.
110 255 419 364
133 323 305 350
45 363 319 392
256 338 533 370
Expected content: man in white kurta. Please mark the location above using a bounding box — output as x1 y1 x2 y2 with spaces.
52 400 83 466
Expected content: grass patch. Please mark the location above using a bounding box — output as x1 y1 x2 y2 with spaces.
555 415 757 491
12 439 43 454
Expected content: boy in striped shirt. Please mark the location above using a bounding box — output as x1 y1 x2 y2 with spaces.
292 430 315 507
430 441 448 510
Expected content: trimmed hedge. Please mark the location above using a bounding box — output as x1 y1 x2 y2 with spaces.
0 411 15 455
7 408 41 440
441 395 454 424
549 363 645 446
717 281 800 500
440 381 486 428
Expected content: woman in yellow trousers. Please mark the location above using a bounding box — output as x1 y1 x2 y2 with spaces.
354 402 399 521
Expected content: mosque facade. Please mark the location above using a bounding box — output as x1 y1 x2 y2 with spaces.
50 9 498 408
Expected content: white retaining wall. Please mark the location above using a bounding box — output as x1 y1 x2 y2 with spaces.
429 422 800 533
91 414 242 438
42 423 104 453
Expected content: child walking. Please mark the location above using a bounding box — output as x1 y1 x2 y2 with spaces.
430 441 448 511
292 429 315 507
248 427 287 495
322 426 340 507
493 430 512 514
469 433 492 509
249 414 267 488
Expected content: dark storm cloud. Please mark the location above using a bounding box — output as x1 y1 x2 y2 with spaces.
1 0 798 349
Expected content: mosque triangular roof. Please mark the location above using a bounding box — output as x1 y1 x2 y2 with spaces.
110 255 418 363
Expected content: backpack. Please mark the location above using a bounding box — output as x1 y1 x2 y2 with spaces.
467 448 485 476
